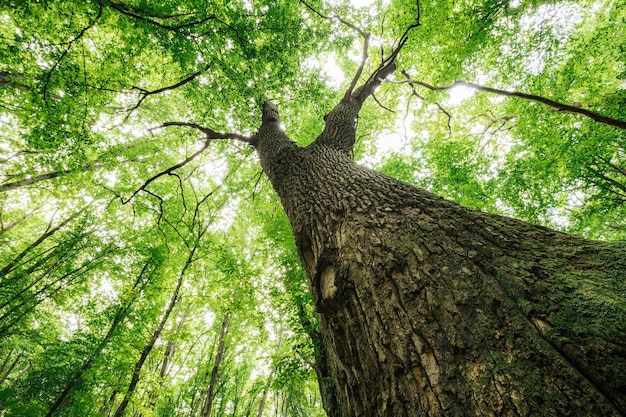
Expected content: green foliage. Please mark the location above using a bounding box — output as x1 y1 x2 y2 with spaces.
0 0 624 415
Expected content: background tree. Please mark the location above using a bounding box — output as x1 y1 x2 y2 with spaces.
0 0 624 416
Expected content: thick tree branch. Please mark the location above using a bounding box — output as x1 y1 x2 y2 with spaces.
401 75 626 131
312 10 420 153
345 33 371 100
352 18 419 103
152 122 252 143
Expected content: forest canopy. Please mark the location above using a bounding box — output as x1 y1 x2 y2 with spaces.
0 0 625 415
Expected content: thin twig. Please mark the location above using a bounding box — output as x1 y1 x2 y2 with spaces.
372 93 395 113
118 122 251 204
400 70 451 137
120 142 210 205
100 0 217 31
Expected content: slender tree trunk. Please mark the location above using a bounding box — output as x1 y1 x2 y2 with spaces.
113 249 193 417
296 302 340 417
160 304 189 379
0 208 82 278
99 389 119 417
200 311 230 417
1 169 81 193
0 350 22 386
253 91 626 417
0 349 14 378
45 259 154 416
139 302 190 417
10 361 30 387
256 325 283 417
0 244 117 337
0 207 39 238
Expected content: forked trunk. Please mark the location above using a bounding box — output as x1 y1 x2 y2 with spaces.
253 101 626 416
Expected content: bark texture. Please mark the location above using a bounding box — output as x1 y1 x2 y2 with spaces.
253 99 626 416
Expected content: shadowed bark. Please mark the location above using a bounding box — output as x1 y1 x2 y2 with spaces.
251 67 626 416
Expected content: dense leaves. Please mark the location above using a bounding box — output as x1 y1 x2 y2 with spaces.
0 0 624 415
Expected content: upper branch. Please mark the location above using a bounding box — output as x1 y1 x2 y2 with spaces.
125 64 212 120
98 0 218 31
154 122 253 143
116 123 251 204
313 11 420 154
401 75 626 131
43 2 103 103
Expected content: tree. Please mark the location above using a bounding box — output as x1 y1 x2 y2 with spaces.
252 75 626 416
1 0 625 416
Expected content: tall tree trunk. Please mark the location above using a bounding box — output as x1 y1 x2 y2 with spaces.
113 248 193 417
200 311 230 417
253 88 626 416
159 304 189 379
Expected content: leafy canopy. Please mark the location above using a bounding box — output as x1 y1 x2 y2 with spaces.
0 0 624 415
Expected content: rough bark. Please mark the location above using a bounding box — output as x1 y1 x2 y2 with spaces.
252 97 626 416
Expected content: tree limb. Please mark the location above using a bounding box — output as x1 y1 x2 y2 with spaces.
0 72 30 92
345 34 371 100
298 0 372 100
152 122 252 143
400 75 626 131
1 170 72 193
126 64 212 120
313 8 420 153
119 142 209 205
98 0 217 31
299 0 366 37
118 123 251 204
401 70 452 137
